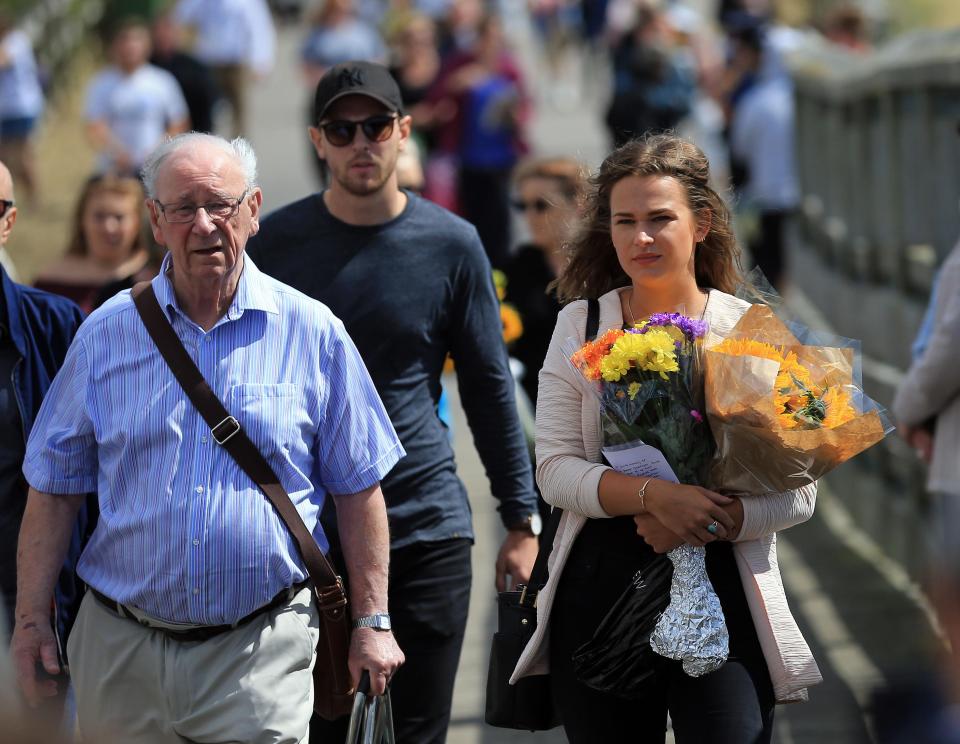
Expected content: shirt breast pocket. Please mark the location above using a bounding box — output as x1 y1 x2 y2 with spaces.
227 383 301 456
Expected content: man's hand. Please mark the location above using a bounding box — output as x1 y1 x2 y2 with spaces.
633 514 684 553
11 613 62 707
901 423 934 464
348 628 405 697
495 531 538 592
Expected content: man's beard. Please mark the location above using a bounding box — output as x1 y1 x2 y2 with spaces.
334 159 393 197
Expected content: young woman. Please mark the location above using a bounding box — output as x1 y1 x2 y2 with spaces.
510 134 822 742
34 174 153 313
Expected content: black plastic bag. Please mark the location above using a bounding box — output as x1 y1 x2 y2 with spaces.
571 553 673 699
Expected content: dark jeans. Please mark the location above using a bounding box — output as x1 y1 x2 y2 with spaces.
310 538 472 744
749 210 791 292
457 166 512 271
549 517 775 743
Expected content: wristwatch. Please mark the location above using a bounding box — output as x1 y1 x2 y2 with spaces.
352 613 392 631
508 512 543 536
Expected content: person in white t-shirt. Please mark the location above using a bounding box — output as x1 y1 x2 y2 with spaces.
0 13 45 205
84 19 189 175
174 0 276 137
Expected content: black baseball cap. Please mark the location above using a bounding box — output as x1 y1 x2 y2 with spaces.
313 61 404 123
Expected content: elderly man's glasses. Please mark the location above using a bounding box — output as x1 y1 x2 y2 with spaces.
0 199 15 217
320 115 398 147
155 191 248 224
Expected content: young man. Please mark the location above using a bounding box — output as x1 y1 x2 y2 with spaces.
247 61 540 743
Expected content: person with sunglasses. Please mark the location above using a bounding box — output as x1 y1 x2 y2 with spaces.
247 61 540 744
504 156 586 410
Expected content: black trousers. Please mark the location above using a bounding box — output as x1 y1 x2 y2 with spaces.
549 517 775 744
310 538 472 744
748 210 791 292
457 166 512 271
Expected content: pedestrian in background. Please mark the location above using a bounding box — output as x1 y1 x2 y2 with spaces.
893 236 960 569
503 155 585 409
727 21 798 291
0 12 44 206
149 10 218 134
248 61 540 744
33 174 152 314
84 18 189 175
428 14 530 270
12 133 405 742
174 0 276 138
0 159 89 729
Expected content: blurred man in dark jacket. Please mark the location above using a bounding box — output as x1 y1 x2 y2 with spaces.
0 160 89 663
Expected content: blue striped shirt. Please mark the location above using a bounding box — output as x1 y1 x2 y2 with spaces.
24 254 404 624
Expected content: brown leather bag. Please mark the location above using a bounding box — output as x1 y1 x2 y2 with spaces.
132 282 354 720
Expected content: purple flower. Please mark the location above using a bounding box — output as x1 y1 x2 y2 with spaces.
690 409 704 423
630 312 708 343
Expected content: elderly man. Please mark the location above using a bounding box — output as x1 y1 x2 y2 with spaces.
12 133 404 743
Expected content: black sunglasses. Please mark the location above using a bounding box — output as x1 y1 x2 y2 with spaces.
0 199 14 217
320 115 398 147
511 197 552 214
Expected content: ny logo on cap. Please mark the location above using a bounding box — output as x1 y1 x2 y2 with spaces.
337 67 365 88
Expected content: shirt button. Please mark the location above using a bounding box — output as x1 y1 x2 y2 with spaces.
204 336 211 343
201 435 208 443
193 588 200 595
195 486 204 494
192 539 200 546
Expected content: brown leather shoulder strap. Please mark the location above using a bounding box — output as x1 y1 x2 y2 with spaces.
131 282 340 590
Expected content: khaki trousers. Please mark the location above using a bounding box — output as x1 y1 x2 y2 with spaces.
67 586 318 744
212 64 249 139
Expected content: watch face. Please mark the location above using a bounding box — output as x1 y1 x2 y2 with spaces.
529 513 543 536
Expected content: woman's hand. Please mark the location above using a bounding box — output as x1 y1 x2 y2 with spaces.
644 482 735 547
633 513 684 553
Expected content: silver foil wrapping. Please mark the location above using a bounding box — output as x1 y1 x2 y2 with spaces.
649 544 729 676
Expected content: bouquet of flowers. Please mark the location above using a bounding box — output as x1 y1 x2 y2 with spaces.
703 303 890 495
566 312 729 680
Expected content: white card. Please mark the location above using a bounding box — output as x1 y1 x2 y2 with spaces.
602 442 679 483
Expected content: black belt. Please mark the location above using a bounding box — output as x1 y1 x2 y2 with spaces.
89 581 311 643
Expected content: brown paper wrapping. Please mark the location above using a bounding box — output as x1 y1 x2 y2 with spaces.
704 305 887 495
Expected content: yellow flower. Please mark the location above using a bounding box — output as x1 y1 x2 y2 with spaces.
600 328 679 382
501 303 523 344
628 381 641 400
821 386 856 428
492 269 507 301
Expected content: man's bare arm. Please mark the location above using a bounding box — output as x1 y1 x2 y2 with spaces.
331 483 404 696
12 488 85 706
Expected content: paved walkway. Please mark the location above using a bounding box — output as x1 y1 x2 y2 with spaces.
245 14 943 744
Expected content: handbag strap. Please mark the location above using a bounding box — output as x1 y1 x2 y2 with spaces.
131 282 340 591
524 297 602 601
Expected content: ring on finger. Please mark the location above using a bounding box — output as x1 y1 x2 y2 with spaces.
706 521 719 535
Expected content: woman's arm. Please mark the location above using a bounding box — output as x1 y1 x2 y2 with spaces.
535 304 612 519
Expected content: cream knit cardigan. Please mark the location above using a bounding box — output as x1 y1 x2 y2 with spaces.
510 287 823 703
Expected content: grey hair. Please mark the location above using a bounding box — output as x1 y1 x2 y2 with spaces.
140 132 258 199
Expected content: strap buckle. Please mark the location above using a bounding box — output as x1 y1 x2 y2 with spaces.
211 416 241 445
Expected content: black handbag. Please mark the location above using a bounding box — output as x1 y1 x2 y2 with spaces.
484 508 563 731
483 298 602 731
